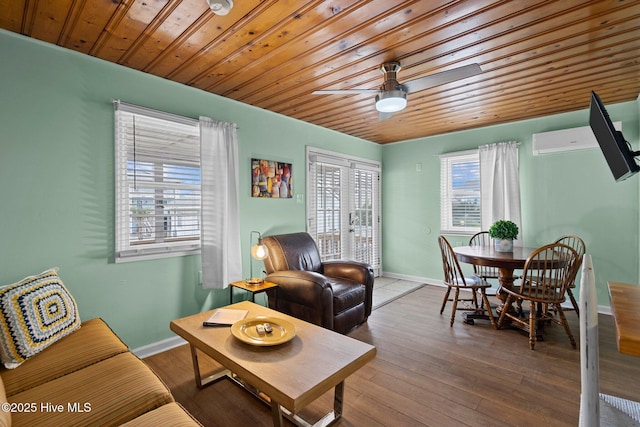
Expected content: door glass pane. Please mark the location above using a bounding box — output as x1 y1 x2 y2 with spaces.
352 168 375 264
316 164 343 260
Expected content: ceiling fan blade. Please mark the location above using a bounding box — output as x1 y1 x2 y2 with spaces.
403 63 482 93
312 89 379 95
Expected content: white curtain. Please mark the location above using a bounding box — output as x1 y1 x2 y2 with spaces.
200 117 242 289
479 141 522 242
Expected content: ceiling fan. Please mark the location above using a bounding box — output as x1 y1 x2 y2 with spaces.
312 62 482 118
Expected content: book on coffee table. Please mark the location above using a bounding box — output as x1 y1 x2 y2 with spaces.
203 308 249 327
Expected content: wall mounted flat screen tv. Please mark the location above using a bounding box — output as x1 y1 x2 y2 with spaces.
589 91 640 182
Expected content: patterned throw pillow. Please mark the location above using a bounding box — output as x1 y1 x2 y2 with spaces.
0 268 80 368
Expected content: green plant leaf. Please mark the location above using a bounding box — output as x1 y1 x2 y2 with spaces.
488 220 519 239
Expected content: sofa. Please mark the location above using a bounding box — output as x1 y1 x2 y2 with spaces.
262 232 374 334
0 317 200 426
0 269 200 426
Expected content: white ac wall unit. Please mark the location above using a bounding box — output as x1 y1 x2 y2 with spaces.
532 122 622 156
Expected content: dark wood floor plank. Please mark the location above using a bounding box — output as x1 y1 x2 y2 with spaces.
144 284 640 426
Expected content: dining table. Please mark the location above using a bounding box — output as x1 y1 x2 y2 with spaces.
452 245 539 324
453 245 538 294
453 245 576 341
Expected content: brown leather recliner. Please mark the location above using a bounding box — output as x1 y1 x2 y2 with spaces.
262 232 374 334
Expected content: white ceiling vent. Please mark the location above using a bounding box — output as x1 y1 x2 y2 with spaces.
532 122 622 156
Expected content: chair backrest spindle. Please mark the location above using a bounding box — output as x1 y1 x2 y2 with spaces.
469 231 500 279
519 243 578 302
554 235 586 287
439 236 467 287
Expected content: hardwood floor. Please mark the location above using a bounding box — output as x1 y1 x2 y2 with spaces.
143 284 640 426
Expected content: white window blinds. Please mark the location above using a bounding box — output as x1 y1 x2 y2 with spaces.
308 160 346 260
351 166 380 270
440 150 481 235
114 100 201 261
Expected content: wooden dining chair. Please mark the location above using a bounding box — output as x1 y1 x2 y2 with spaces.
468 231 500 281
554 235 585 316
497 243 579 350
438 236 495 328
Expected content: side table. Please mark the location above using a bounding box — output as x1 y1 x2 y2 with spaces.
229 280 278 305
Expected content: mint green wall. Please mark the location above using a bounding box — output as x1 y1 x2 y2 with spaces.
0 30 380 349
382 102 640 306
2 28 637 350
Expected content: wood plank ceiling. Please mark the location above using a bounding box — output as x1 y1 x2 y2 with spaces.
1 0 639 144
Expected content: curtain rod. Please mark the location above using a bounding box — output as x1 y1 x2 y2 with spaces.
435 141 521 157
112 99 239 129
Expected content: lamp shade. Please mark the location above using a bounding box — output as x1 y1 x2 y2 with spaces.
251 239 269 260
249 231 269 283
375 90 407 113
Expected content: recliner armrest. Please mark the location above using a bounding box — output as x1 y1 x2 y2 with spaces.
265 270 333 307
322 260 373 285
322 260 374 318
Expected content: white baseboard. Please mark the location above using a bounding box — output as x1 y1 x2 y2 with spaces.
380 271 444 287
597 305 612 316
132 335 186 359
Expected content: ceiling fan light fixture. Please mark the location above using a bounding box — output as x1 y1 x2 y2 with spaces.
375 90 407 113
206 0 233 15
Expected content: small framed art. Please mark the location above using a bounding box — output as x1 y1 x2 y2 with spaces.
251 158 292 198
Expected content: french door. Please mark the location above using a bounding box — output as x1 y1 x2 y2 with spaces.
306 147 381 276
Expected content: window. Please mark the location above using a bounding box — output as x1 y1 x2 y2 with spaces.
114 100 201 262
440 150 481 234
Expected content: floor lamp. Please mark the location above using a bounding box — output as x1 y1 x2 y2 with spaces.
248 231 269 284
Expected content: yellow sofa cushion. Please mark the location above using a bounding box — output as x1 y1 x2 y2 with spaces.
9 352 173 426
119 402 201 426
1 318 128 397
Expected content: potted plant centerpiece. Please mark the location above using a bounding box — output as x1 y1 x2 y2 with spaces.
488 220 519 252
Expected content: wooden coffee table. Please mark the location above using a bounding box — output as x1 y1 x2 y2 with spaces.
170 301 376 426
